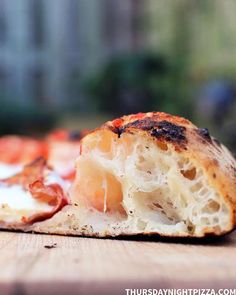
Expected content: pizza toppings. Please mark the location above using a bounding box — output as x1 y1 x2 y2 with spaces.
0 163 22 179
2 157 46 188
0 157 69 226
46 129 87 180
0 136 47 165
0 129 88 181
0 112 234 238
0 136 48 179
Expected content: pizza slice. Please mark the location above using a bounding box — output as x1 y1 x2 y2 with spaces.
0 112 235 238
46 129 88 181
0 136 47 179
0 158 68 229
0 129 87 181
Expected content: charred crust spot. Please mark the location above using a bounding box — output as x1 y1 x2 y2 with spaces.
109 118 187 145
122 118 160 131
197 128 212 142
150 121 186 143
212 173 216 179
109 126 123 138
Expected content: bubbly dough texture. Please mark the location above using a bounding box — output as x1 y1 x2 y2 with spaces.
32 112 236 238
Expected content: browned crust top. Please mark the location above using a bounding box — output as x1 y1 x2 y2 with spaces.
103 112 218 151
85 111 236 229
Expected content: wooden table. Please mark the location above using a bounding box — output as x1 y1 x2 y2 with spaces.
0 231 235 295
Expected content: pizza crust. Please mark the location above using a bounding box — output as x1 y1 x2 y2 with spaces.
30 112 236 238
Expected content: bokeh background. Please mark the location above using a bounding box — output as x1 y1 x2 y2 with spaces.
0 0 236 151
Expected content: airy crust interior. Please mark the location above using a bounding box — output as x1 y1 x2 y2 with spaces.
68 129 231 237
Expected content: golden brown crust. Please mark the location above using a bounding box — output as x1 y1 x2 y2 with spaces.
28 112 236 238
97 112 236 230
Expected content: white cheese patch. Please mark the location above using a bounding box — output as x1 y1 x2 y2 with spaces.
0 163 22 179
45 170 71 192
0 168 67 224
0 184 52 212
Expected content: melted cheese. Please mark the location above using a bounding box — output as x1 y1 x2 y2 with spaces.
0 163 22 179
45 170 71 192
0 184 52 212
0 167 68 224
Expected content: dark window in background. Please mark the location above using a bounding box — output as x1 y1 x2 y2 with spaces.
0 67 7 96
31 67 45 105
130 0 143 49
103 0 117 48
102 0 143 54
67 0 79 51
30 0 45 47
0 1 7 44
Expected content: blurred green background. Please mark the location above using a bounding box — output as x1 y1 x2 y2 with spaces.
0 0 236 151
